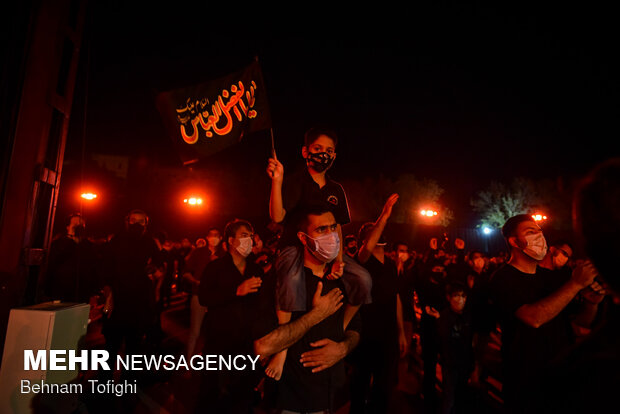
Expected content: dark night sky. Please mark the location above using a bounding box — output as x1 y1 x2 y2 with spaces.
62 2 620 233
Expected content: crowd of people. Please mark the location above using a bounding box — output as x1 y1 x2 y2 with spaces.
41 129 619 414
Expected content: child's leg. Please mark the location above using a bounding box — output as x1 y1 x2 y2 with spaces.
265 349 287 381
265 310 291 381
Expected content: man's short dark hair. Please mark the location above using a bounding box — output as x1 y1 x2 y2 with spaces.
296 205 334 233
446 281 468 297
65 212 83 227
393 241 408 251
224 219 253 243
206 227 220 235
304 126 338 148
502 214 535 240
574 158 620 291
344 234 357 244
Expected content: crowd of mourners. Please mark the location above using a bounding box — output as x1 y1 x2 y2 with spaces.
42 128 620 414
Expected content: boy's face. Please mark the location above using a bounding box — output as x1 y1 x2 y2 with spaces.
302 135 337 172
448 292 467 313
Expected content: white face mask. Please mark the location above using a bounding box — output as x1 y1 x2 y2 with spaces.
303 232 340 263
522 232 548 261
235 236 253 257
473 258 485 270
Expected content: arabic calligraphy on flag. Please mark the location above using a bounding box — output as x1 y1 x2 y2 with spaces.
156 61 271 164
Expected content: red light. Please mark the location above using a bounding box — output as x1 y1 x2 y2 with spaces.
81 193 97 200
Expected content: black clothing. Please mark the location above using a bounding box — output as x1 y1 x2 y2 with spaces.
350 255 400 414
184 246 222 295
437 308 474 370
489 264 573 413
414 264 448 412
197 253 276 414
199 253 273 354
45 235 99 303
282 166 351 226
280 166 350 246
102 231 161 330
539 304 620 414
277 267 362 412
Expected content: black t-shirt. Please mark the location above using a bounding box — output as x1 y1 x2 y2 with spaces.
102 231 161 328
489 264 572 390
281 166 350 242
277 267 362 412
437 307 474 369
199 253 276 354
359 254 399 341
45 235 99 303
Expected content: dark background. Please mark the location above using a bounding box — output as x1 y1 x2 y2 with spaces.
56 2 619 248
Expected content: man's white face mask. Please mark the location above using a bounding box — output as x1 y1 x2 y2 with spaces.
522 232 548 261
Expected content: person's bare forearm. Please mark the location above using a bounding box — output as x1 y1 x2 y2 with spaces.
358 214 389 263
254 309 324 358
341 330 360 355
516 280 582 328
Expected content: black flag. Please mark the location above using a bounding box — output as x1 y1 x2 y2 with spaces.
156 61 271 165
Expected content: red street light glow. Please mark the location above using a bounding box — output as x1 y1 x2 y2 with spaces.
532 214 548 221
420 209 438 217
80 193 97 200
184 197 203 206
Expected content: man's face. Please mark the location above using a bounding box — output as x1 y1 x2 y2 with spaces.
551 244 572 268
299 212 338 261
128 213 147 227
229 225 254 252
127 213 147 236
469 252 486 270
448 292 467 313
396 244 409 262
511 220 543 249
68 216 84 233
345 240 357 256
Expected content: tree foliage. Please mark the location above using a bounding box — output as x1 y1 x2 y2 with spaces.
471 177 571 230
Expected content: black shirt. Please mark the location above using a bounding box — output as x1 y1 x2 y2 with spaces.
45 235 99 303
437 307 474 369
489 264 572 390
282 166 350 228
199 253 275 354
102 231 161 328
359 254 399 341
277 267 362 412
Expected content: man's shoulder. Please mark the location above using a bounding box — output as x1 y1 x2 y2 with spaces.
204 254 231 271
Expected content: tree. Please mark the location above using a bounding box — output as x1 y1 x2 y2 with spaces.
471 177 571 230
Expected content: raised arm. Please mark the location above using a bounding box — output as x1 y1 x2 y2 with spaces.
358 193 399 264
267 156 286 223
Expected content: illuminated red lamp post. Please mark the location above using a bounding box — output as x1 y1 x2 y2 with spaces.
531 213 548 222
80 192 97 200
420 209 438 217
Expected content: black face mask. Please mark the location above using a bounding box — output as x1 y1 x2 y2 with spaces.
346 246 358 255
128 223 145 237
306 152 334 173
72 225 86 238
